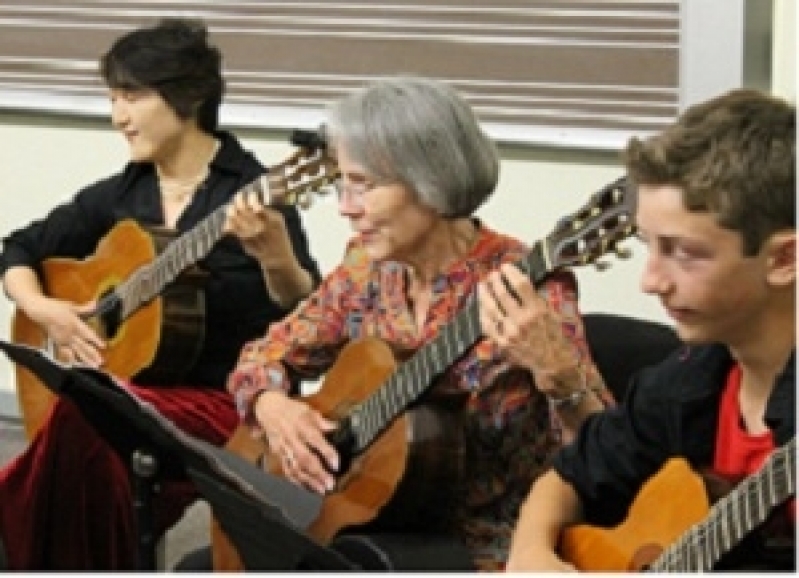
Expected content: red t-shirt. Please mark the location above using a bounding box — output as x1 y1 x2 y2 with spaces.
713 364 795 558
715 364 776 475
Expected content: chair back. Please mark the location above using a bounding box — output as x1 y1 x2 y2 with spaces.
583 312 682 401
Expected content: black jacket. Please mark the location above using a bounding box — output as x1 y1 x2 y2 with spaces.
555 343 795 570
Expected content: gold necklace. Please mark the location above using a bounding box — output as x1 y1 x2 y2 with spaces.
157 140 220 203
158 167 210 202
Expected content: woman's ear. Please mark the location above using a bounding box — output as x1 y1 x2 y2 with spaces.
765 230 796 286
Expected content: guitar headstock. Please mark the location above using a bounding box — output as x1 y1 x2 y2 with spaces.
542 177 636 273
268 146 339 208
245 128 340 209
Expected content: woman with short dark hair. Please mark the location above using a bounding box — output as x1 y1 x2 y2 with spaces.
0 18 320 569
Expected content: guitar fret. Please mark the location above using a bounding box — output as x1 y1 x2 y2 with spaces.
720 498 734 558
386 385 399 425
404 356 424 395
374 390 388 435
756 470 767 522
685 536 696 572
356 400 374 449
708 517 719 569
690 527 702 571
684 548 693 572
765 464 776 518
465 305 479 345
716 487 736 551
731 486 743 545
389 374 402 411
745 477 757 535
418 350 431 388
715 517 726 566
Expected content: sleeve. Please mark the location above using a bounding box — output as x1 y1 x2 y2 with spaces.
540 271 614 408
277 204 322 286
0 175 119 276
226 243 362 424
552 363 679 526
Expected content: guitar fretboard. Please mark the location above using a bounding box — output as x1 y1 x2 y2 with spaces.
651 437 796 572
348 242 549 452
106 174 271 321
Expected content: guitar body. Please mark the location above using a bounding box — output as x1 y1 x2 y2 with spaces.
212 337 466 571
12 220 206 439
559 458 710 571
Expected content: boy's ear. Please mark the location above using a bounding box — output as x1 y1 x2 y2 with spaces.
765 231 796 286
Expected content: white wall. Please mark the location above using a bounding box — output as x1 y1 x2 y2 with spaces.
0 1 795 410
0 118 651 400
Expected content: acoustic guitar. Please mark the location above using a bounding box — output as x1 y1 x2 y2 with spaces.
11 144 338 440
212 177 638 570
559 437 796 571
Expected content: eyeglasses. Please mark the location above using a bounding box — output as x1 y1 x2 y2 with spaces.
333 177 380 204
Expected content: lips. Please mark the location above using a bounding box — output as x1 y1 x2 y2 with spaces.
353 227 377 239
664 306 692 322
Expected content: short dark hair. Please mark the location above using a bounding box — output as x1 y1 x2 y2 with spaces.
624 89 795 255
99 18 224 133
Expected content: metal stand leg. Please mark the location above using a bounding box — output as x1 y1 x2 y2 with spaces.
131 449 159 571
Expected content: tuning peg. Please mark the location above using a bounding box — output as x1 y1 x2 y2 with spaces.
290 127 327 151
593 260 611 272
615 246 633 260
296 191 313 210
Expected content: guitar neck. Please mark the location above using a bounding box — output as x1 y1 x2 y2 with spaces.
116 175 270 320
651 438 796 572
349 242 551 452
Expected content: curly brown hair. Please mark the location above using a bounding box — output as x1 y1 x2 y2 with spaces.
624 89 795 255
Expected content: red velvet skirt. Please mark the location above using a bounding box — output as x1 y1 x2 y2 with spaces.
0 383 238 570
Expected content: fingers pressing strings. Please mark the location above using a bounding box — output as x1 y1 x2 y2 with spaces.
486 269 525 333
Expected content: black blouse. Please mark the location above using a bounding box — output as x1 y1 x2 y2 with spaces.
0 131 321 389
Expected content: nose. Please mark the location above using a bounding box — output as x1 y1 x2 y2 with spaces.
337 188 363 218
110 99 128 129
639 251 671 296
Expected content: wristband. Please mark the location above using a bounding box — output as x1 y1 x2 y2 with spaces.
546 366 591 410
547 387 588 410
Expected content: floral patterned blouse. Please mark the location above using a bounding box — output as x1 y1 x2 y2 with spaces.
227 222 609 570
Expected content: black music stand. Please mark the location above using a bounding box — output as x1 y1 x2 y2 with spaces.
0 340 355 571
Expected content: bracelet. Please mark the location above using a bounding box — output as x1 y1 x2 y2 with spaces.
546 367 591 410
547 387 589 410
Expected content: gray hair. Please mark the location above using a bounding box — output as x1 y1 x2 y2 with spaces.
325 76 499 217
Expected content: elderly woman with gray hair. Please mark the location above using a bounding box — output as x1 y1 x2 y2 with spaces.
222 76 611 571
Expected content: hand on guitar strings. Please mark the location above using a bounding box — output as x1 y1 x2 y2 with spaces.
33 297 105 368
477 264 585 401
254 390 340 495
224 190 296 269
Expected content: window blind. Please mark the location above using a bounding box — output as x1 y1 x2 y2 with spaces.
0 1 756 149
